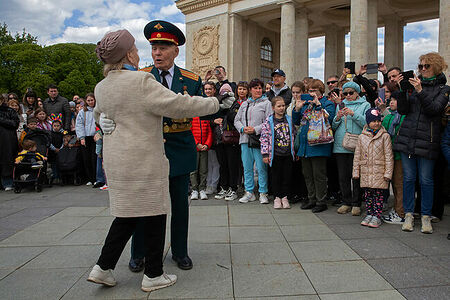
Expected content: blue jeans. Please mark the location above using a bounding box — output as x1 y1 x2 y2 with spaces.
400 153 435 216
96 157 105 183
241 143 268 193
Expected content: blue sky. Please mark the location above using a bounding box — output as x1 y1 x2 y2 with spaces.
0 0 439 81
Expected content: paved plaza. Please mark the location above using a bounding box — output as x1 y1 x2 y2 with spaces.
0 185 449 299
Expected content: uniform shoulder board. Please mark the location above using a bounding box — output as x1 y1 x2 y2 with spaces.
180 68 199 81
139 66 154 72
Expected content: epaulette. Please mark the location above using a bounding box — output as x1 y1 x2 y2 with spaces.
180 68 199 81
139 66 154 72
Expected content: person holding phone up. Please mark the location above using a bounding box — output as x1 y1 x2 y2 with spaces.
393 52 450 234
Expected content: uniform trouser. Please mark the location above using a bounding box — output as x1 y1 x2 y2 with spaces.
392 160 404 218
190 151 208 191
241 143 268 193
97 214 166 278
215 143 241 191
301 157 328 206
131 174 190 259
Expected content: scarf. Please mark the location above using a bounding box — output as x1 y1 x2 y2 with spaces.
366 127 380 136
388 110 402 137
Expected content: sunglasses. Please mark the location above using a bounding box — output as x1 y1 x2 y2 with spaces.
418 64 430 70
327 80 338 85
343 91 355 96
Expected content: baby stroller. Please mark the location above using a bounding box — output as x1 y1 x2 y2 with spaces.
58 136 82 185
13 130 50 193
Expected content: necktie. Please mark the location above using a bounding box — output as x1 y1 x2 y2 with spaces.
160 71 169 88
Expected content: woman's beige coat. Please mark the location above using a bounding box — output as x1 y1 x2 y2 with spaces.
94 70 219 217
352 125 394 189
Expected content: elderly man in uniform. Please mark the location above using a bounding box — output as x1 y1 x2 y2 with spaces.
101 20 204 271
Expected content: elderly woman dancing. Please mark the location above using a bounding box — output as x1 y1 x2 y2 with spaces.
87 29 218 292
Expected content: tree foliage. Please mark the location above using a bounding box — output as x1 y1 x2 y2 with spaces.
0 23 103 100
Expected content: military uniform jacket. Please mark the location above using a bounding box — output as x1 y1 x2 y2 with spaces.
141 65 204 177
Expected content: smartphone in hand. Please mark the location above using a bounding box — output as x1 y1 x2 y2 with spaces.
366 63 379 74
400 70 415 90
345 62 356 74
339 102 346 110
378 88 386 103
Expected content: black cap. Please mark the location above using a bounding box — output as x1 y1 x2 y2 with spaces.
271 69 286 77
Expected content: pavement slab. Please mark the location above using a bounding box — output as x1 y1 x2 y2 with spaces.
231 241 297 265
290 239 361 263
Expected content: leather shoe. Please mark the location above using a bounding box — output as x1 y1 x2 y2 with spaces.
172 255 193 270
301 202 315 210
312 204 328 213
128 257 144 272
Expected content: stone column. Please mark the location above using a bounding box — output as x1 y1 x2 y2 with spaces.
384 14 404 70
439 0 450 70
279 0 296 84
367 0 378 64
325 26 338 81
295 9 309 81
336 29 346 75
229 13 243 82
350 0 369 71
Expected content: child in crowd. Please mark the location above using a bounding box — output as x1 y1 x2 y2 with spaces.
34 108 52 131
260 96 296 209
15 139 47 169
353 108 394 228
93 125 107 190
19 117 38 146
190 116 213 200
381 91 406 224
49 119 67 184
69 101 77 133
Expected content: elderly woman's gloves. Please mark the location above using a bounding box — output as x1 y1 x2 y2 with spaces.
100 113 116 135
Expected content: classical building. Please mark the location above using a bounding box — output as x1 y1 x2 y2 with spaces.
175 0 449 83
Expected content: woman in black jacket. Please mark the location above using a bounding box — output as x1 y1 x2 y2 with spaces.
0 94 20 191
394 52 450 234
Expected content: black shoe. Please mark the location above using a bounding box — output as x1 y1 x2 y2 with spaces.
312 204 328 213
289 195 301 204
93 182 105 188
332 199 343 207
301 202 315 210
128 257 144 272
172 255 193 270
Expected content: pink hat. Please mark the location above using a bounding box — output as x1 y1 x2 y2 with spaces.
96 29 135 64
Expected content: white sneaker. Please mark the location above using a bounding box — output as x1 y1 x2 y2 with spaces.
190 190 199 200
141 273 177 292
199 190 208 200
215 187 228 199
205 186 216 194
86 182 93 186
239 191 256 203
87 264 116 287
225 190 237 201
100 185 109 190
259 193 269 204
4 187 13 191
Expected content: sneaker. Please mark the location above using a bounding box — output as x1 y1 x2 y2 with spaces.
421 215 433 234
205 186 216 195
361 215 373 226
351 206 361 216
214 187 228 199
273 197 282 209
93 181 104 188
199 190 208 200
4 187 13 191
430 215 440 223
281 196 290 209
86 181 93 186
239 191 256 203
141 273 177 292
382 211 405 224
100 185 109 190
337 205 352 214
87 265 116 287
402 213 414 232
224 190 238 201
368 216 382 228
259 193 269 204
190 190 199 200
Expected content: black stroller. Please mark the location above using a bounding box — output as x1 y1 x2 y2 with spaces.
13 129 51 193
58 142 82 185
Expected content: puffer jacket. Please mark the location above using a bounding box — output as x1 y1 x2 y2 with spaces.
234 96 273 144
75 107 97 139
191 117 212 150
353 125 394 189
393 73 450 160
332 96 371 153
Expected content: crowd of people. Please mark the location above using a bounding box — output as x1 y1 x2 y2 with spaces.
0 22 449 292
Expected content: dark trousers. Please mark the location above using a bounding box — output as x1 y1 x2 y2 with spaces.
336 153 361 207
97 214 166 278
301 157 328 205
327 154 341 195
289 159 308 198
80 136 97 183
216 143 241 191
132 173 190 259
271 155 293 198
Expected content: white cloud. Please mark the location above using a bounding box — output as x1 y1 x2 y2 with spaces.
309 52 325 81
157 3 181 17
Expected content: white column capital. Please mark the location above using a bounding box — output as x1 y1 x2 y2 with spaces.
277 0 294 5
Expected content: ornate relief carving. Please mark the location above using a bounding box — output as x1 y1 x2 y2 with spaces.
192 25 220 76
